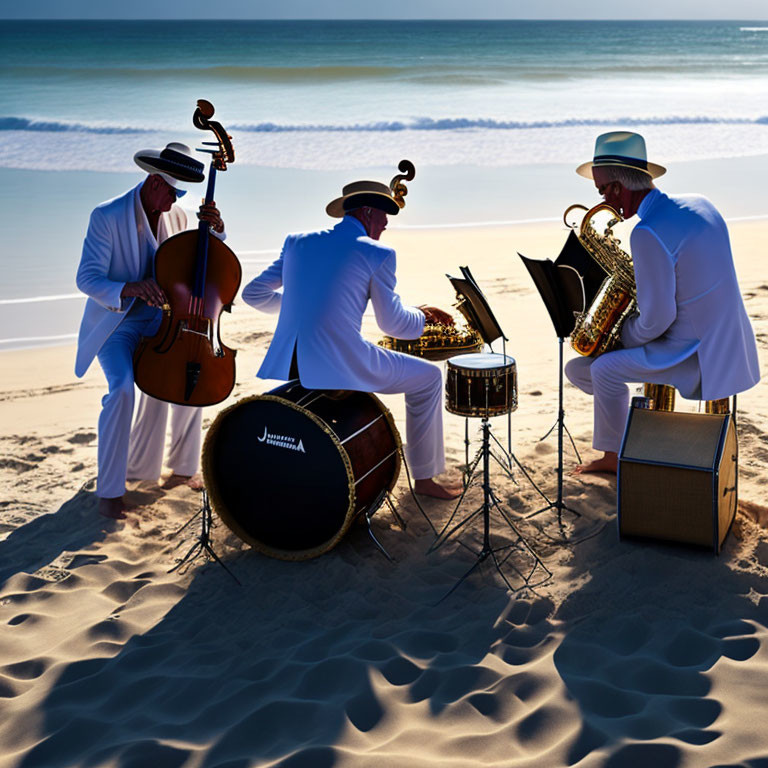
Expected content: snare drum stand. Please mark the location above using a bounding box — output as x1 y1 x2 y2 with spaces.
456 337 551 504
429 415 551 602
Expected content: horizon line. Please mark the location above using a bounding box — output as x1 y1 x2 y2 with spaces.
3 17 768 22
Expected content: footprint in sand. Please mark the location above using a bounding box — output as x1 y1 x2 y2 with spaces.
67 553 107 569
67 431 97 445
0 458 36 473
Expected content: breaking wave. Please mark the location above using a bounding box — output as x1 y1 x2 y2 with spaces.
4 115 768 135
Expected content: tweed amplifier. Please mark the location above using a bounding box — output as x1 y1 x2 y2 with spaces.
618 408 738 553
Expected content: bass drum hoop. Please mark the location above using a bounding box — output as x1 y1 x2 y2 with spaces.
201 391 402 561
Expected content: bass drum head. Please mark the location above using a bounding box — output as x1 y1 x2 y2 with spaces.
202 395 354 561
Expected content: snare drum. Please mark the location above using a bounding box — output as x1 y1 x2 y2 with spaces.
445 352 517 418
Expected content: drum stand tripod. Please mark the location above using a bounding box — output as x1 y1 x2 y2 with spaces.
428 416 552 602
169 491 241 585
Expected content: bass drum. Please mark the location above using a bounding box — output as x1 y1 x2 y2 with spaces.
202 381 401 561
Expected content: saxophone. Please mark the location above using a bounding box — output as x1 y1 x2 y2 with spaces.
567 203 637 357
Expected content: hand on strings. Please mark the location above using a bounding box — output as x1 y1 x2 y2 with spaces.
418 305 455 326
121 279 167 308
197 201 224 233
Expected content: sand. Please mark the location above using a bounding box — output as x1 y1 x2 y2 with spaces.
2 219 768 768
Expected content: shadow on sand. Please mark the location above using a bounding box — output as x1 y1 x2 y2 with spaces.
10 474 768 768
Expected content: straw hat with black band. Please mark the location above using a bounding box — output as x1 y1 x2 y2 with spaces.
326 180 402 218
133 142 206 197
576 131 666 180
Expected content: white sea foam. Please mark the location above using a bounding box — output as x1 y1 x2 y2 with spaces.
0 293 82 305
3 121 768 174
3 114 768 136
0 333 77 345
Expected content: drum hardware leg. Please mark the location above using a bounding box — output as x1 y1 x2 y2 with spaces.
428 418 553 603
361 489 407 562
488 427 551 504
385 494 407 531
168 491 241 585
365 509 395 563
427 451 484 553
463 418 471 488
428 504 485 553
399 448 438 535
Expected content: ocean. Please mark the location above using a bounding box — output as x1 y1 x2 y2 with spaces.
2 20 768 349
4 20 768 171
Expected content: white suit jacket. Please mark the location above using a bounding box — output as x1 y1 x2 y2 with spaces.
242 215 425 390
620 188 759 400
75 183 187 377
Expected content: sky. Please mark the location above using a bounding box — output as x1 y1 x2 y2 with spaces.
3 0 768 20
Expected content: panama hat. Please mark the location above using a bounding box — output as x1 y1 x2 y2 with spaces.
326 179 402 218
576 131 666 179
133 142 206 192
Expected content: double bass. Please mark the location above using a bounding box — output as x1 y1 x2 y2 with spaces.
134 100 241 406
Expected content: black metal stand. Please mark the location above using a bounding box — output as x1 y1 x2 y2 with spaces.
169 491 241 584
400 447 438 536
363 490 408 563
363 447 434 563
528 337 582 527
458 337 551 507
428 418 552 602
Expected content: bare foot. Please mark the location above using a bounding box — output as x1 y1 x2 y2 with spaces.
573 451 618 475
414 478 463 500
161 473 204 491
98 496 128 520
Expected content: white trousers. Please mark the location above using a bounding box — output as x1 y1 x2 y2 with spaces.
95 305 202 498
126 397 201 482
565 348 701 453
376 356 445 480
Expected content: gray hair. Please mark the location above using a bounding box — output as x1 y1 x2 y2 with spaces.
598 165 654 191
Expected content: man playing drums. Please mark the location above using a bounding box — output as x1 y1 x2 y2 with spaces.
566 131 759 474
243 169 460 498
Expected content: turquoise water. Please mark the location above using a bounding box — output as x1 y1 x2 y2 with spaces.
3 21 768 170
2 20 768 349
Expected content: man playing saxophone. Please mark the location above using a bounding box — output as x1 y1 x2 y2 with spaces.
566 131 759 474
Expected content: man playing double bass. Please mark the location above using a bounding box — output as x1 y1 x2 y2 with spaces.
75 142 225 519
566 131 759 474
243 170 461 499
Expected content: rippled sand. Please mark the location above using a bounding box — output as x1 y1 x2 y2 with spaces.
2 221 768 768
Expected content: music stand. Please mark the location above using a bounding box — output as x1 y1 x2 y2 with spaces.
518 228 607 528
429 267 552 600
